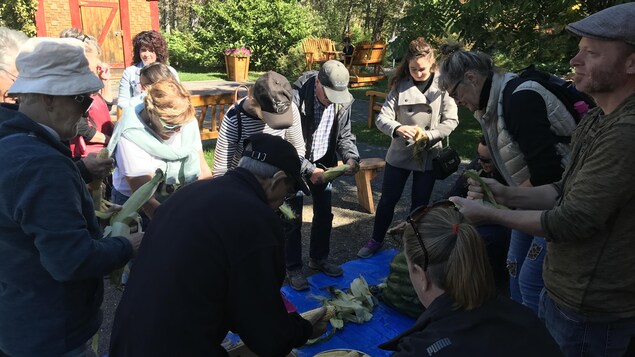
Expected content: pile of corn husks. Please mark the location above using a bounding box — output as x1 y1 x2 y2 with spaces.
306 275 378 344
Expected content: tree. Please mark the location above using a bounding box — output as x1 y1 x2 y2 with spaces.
0 0 37 36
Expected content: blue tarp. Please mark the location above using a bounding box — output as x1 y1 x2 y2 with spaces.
282 248 416 356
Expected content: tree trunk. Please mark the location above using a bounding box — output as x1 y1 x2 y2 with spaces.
372 5 384 41
364 2 372 32
343 1 355 36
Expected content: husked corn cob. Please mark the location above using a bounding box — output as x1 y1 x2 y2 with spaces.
300 305 337 323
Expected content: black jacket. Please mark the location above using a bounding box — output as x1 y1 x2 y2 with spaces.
109 168 312 356
380 294 562 356
292 73 360 172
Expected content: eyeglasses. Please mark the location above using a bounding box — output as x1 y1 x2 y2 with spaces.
72 94 94 115
406 200 457 271
448 79 463 99
0 68 17 82
158 118 182 134
476 155 492 164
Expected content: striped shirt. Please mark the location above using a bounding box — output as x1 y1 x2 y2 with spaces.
212 99 306 177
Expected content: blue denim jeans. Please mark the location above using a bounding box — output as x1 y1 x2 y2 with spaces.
284 181 333 270
507 230 546 314
539 290 635 356
371 163 436 243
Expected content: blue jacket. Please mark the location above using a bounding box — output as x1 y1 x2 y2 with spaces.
0 110 132 356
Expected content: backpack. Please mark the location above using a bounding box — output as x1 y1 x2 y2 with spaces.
503 65 596 124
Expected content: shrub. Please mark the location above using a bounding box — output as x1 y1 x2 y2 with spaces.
193 0 319 70
165 31 204 70
276 44 306 80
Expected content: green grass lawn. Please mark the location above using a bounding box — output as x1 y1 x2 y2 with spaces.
178 70 266 82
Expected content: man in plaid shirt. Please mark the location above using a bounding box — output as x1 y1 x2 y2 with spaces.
285 60 360 291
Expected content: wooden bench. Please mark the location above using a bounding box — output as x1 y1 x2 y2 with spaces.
301 38 336 71
191 92 240 140
345 41 387 87
339 158 386 213
355 158 386 213
365 90 387 128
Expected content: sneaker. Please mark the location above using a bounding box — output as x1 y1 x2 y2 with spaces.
287 269 309 291
357 239 383 258
308 259 343 277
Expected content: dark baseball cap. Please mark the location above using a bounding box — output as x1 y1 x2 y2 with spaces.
242 133 311 196
242 71 294 129
318 60 352 104
566 3 635 46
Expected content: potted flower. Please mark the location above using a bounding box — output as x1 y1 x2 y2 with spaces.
224 47 251 82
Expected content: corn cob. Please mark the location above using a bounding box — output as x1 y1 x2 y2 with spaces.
301 305 337 323
90 148 111 215
322 165 351 182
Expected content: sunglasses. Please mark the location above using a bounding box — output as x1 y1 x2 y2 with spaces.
158 117 182 134
406 200 457 271
476 155 492 164
72 94 94 116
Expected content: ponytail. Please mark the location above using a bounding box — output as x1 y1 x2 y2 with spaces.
404 206 495 310
445 223 495 310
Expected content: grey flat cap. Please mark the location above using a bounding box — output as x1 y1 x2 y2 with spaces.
567 3 635 45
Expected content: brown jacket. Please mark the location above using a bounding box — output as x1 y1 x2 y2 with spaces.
541 93 635 318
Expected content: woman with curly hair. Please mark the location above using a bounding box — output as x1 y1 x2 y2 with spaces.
356 37 458 259
117 30 179 108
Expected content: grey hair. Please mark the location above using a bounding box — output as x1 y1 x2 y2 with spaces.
437 42 494 92
59 28 102 56
0 27 28 72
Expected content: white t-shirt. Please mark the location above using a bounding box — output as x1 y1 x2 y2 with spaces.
113 120 202 196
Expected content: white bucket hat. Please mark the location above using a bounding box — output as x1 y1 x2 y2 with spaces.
8 37 103 96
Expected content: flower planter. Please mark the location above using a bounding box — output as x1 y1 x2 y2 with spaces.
225 56 250 82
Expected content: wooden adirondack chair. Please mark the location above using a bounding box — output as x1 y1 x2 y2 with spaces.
301 38 337 71
345 41 387 87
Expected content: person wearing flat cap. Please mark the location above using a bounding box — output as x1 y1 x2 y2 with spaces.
285 60 361 291
110 133 328 356
0 37 143 356
213 71 308 177
450 3 635 355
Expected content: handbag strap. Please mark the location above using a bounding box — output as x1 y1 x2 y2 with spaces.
233 85 250 103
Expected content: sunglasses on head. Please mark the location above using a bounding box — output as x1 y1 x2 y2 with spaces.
406 200 457 271
72 94 94 116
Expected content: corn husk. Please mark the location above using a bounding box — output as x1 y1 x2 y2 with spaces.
305 275 377 345
463 169 508 209
279 202 297 220
322 165 351 182
412 127 428 165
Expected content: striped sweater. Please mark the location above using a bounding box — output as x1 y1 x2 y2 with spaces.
212 99 307 177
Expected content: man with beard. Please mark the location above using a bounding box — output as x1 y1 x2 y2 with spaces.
450 3 635 355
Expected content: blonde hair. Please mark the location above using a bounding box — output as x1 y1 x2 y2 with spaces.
404 205 495 310
390 37 437 90
140 62 175 87
144 80 194 133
